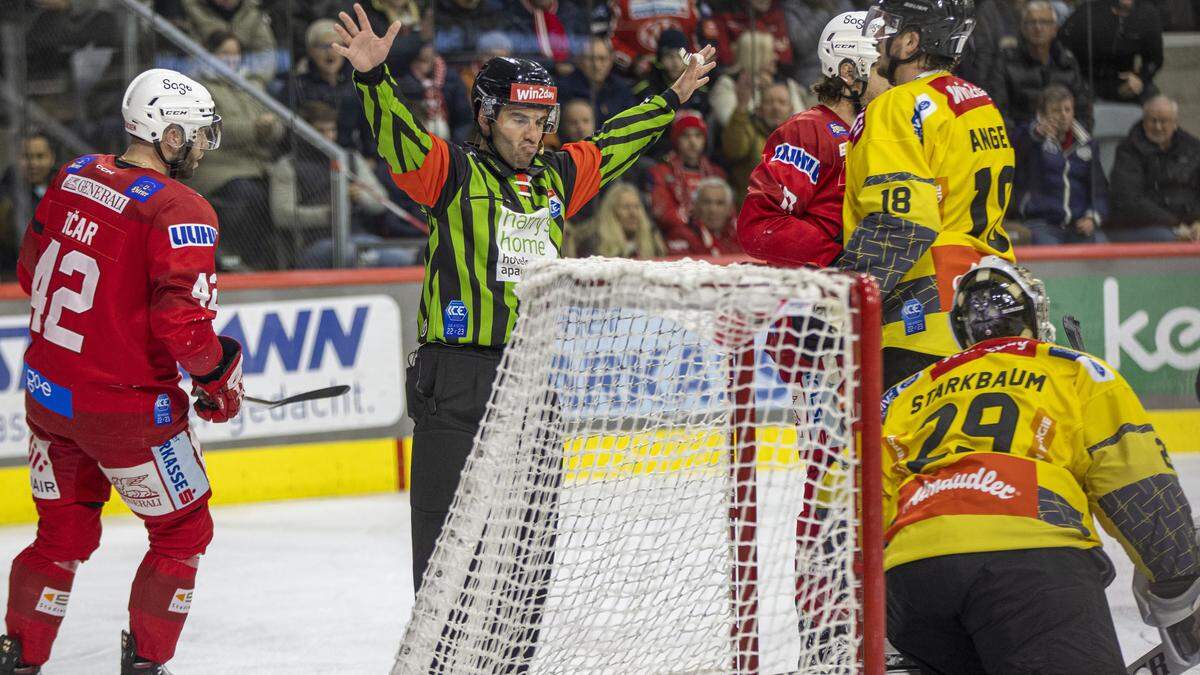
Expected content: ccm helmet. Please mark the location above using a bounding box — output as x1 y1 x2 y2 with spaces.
472 57 560 133
122 69 221 177
864 0 976 67
819 11 880 81
950 256 1056 349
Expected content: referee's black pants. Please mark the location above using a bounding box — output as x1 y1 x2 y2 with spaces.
886 547 1126 675
406 342 503 590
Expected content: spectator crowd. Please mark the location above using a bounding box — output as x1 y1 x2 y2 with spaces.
2 0 1199 278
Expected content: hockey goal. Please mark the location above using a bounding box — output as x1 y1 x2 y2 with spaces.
395 258 883 675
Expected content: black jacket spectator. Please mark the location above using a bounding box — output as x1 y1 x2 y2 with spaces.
559 37 638 123
1060 0 1164 103
1013 120 1108 243
993 41 1093 132
1109 108 1200 239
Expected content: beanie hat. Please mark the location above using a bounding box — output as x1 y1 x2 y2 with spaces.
670 109 707 143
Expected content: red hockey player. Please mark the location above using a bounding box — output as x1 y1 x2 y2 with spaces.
737 11 882 268
1 68 243 675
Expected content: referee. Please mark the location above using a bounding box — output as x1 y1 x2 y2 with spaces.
332 4 717 588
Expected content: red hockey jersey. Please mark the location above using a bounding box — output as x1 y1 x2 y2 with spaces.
17 154 223 447
737 105 851 268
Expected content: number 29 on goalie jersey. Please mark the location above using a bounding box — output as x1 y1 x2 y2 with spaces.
879 337 1197 587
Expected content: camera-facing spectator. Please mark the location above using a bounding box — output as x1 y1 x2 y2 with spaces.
558 99 597 144
566 182 666 259
713 0 795 78
1060 0 1164 103
0 132 58 277
783 0 855 86
180 0 278 82
722 80 797 204
991 1 1093 132
710 31 808 128
1013 84 1108 245
393 40 474 143
665 177 742 256
274 19 353 111
648 111 728 244
1109 95 1200 242
192 31 285 270
634 29 711 117
609 0 703 75
559 36 638 124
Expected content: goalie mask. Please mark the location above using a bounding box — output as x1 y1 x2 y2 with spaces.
950 256 1056 349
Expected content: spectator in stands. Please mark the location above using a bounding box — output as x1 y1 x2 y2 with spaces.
355 0 429 75
262 0 344 60
559 99 596 144
0 132 57 278
271 102 416 268
180 0 277 82
22 0 120 124
609 0 703 75
458 31 513 92
783 0 855 86
493 0 595 66
1109 95 1200 241
558 36 638 124
709 31 808 128
274 19 353 111
432 0 503 65
956 0 1023 87
1013 84 1108 244
722 80 796 204
648 111 728 244
665 177 742 256
565 182 666 258
192 31 285 270
992 1 1093 132
634 29 711 117
393 40 473 143
1061 0 1164 103
713 0 795 79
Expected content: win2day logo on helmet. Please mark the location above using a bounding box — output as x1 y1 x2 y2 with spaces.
510 84 557 104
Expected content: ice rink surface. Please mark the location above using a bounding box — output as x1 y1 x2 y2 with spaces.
1 455 1197 674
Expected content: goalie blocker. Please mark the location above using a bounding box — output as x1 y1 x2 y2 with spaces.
880 257 1200 674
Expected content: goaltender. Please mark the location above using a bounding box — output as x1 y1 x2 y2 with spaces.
331 4 716 589
880 256 1200 674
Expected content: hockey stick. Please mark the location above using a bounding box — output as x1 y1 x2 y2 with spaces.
1062 314 1085 351
244 385 350 409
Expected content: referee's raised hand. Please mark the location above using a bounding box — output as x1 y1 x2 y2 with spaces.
669 44 718 105
331 3 402 73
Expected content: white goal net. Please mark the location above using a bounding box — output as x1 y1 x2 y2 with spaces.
394 258 883 675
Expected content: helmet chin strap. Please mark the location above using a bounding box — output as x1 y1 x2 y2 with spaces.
153 140 193 179
880 33 923 86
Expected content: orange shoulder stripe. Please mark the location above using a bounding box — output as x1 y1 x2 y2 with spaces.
389 134 450 208
562 141 602 219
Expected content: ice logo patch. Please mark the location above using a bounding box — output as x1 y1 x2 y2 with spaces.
125 176 165 202
444 300 468 339
549 195 563 219
154 393 172 426
902 299 926 335
168 223 217 248
769 143 821 184
911 94 937 142
65 155 95 174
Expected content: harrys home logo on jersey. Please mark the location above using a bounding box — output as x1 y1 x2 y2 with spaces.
0 295 404 458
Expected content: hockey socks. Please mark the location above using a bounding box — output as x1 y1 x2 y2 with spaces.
4 547 77 666
127 552 197 665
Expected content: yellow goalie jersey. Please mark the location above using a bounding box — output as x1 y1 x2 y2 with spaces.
880 337 1199 584
843 71 1016 358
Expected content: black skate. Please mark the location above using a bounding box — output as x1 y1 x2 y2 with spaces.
0 635 40 675
121 631 173 675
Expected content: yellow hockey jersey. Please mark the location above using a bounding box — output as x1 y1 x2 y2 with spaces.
843 71 1016 357
880 337 1199 584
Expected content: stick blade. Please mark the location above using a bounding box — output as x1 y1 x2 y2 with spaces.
245 385 351 408
1062 314 1085 351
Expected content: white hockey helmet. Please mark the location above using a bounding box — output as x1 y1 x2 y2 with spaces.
818 12 880 81
121 69 222 151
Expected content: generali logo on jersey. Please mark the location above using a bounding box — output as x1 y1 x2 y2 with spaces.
887 454 1037 541
510 84 557 104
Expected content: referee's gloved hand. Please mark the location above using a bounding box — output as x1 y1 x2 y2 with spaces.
190 336 244 423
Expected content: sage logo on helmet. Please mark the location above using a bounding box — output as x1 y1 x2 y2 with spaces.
122 68 223 152
472 57 561 134
819 11 880 81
